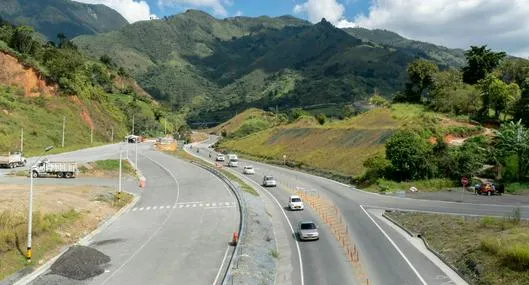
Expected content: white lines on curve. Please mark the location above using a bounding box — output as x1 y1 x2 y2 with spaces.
130 202 237 212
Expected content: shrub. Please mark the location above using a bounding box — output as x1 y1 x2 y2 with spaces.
502 244 529 271
232 119 270 138
315 113 326 125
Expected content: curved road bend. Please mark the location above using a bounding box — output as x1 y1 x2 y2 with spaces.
189 145 356 285
30 143 239 285
194 137 525 285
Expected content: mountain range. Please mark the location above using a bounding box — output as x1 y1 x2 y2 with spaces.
0 0 128 41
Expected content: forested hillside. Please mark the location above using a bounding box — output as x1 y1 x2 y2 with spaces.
0 20 183 155
74 10 467 124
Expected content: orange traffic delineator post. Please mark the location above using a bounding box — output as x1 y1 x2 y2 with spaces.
231 232 239 246
139 177 146 188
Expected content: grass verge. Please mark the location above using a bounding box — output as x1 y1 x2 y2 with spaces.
386 211 529 285
78 159 135 177
163 147 259 196
506 182 529 195
364 178 456 193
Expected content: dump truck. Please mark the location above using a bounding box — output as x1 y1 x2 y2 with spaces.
30 159 78 178
0 152 26 168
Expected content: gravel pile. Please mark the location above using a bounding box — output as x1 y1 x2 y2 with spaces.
49 245 110 280
230 190 277 285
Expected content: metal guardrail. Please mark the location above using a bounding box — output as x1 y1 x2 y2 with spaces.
190 161 247 285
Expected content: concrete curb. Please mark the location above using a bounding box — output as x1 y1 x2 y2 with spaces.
381 211 473 285
12 193 140 285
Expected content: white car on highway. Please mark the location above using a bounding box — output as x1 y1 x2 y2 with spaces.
262 175 277 187
227 154 239 167
216 154 225 162
288 195 304 210
298 221 319 241
243 165 255 175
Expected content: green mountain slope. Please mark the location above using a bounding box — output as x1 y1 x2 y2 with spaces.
0 0 128 41
74 10 466 124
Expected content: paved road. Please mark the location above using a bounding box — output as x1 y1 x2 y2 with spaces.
194 137 528 285
27 143 239 285
188 145 356 285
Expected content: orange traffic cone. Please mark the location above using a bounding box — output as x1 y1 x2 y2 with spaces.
231 232 239 246
139 177 146 188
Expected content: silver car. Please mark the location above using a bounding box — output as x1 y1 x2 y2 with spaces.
297 221 319 241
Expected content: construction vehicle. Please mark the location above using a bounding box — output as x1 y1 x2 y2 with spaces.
30 159 78 178
0 152 26 168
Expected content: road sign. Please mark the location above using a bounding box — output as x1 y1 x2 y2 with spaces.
461 177 469 187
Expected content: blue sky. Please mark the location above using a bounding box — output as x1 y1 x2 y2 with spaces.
150 0 371 20
74 0 529 57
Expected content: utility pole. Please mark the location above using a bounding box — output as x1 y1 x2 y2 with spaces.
90 128 93 144
111 128 114 143
61 116 65 148
132 115 135 135
27 146 53 263
164 119 167 135
135 140 138 168
118 143 122 196
20 128 23 153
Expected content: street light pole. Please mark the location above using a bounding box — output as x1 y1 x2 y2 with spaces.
20 128 23 153
27 146 53 263
135 140 138 168
119 143 122 197
61 116 65 148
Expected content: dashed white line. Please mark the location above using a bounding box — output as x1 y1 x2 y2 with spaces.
179 205 184 208
146 207 151 211
132 208 137 212
193 204 197 207
153 206 158 210
139 207 144 211
186 204 191 208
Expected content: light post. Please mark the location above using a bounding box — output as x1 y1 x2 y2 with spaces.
27 145 54 263
135 139 138 168
118 143 122 200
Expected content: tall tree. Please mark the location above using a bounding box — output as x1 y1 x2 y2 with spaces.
495 120 529 181
462 45 506 84
479 74 521 119
514 78 529 126
385 130 435 180
9 25 37 55
403 59 439 103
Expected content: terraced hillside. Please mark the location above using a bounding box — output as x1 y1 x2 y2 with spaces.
218 105 486 177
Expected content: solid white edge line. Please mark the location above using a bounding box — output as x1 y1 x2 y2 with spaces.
360 205 428 285
100 152 181 285
213 246 231 285
239 173 305 285
186 142 305 285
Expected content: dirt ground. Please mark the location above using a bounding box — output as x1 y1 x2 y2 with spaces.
0 184 118 243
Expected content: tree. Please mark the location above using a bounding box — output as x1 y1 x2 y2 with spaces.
514 79 529 126
385 130 435 180
403 59 439 103
9 26 37 55
100 54 114 67
362 154 391 182
369 94 390 107
478 74 521 119
315 113 326 125
462 45 506 84
495 120 529 181
342 104 356 118
429 69 481 115
498 58 529 86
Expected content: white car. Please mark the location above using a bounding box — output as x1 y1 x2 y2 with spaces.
288 195 304 210
243 166 255 175
298 221 319 241
262 175 277 187
216 154 225 162
228 159 239 167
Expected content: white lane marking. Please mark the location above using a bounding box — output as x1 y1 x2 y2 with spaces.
200 204 204 207
179 205 184 208
166 205 171 209
173 205 177 209
175 201 200 204
193 204 197 207
100 153 182 285
212 203 217 207
205 206 236 209
360 205 428 285
224 202 230 206
238 173 305 285
146 207 151 211
153 206 158 210
186 204 191 208
213 246 231 285
206 203 210 207
132 208 137 212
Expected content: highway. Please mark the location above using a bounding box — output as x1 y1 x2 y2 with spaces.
26 143 239 285
192 136 528 285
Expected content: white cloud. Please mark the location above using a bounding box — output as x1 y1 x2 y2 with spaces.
158 0 229 17
353 0 529 57
293 0 356 28
234 10 243 17
73 0 157 23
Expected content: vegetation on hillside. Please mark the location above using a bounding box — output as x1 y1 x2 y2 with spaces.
0 0 128 41
73 10 466 124
0 20 184 154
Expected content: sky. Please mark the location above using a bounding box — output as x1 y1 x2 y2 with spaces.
72 0 529 57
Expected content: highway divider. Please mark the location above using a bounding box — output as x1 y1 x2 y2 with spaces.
288 186 371 285
189 161 247 285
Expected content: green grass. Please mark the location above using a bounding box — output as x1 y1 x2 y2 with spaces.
79 160 135 177
505 182 529 195
365 178 456 193
0 209 80 280
387 211 529 285
269 248 280 259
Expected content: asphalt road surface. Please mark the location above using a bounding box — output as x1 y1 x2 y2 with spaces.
193 136 528 285
27 143 239 285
